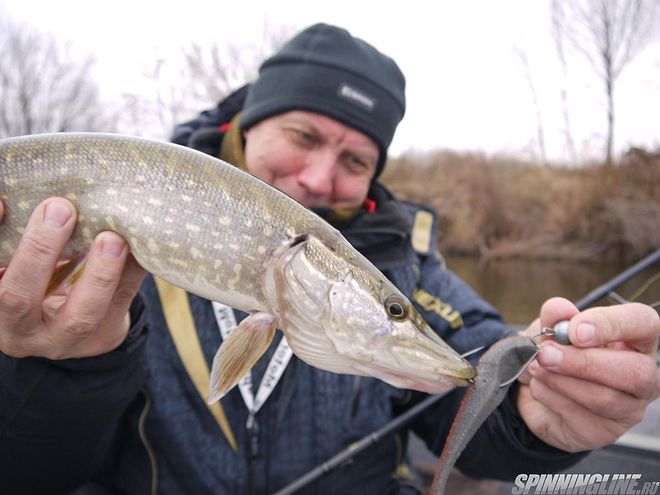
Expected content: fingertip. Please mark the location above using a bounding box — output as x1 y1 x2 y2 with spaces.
541 296 576 312
39 197 77 229
528 360 540 376
538 343 564 369
95 231 127 260
539 297 578 330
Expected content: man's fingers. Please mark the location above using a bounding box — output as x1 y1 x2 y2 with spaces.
528 362 647 423
523 378 626 452
566 304 660 354
55 231 128 344
70 252 147 358
103 253 147 326
539 297 579 333
536 342 658 400
0 198 77 316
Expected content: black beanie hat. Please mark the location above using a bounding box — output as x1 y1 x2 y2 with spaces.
240 23 406 178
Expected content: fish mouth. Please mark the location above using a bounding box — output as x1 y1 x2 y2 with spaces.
359 325 475 394
388 345 474 393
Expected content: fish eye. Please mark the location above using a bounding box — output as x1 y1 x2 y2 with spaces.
385 295 408 320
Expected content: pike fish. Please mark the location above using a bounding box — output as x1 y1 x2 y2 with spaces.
0 133 475 402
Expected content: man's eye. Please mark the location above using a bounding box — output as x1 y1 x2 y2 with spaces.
350 156 365 167
290 129 316 144
345 155 371 174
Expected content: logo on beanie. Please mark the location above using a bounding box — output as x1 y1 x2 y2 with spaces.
338 83 376 111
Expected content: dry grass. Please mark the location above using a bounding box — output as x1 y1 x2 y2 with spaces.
381 149 660 263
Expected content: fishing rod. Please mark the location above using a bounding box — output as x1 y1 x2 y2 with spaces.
272 388 452 495
272 248 660 495
573 248 659 309
271 344 485 495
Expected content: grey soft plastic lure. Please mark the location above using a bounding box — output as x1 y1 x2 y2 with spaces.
430 336 539 494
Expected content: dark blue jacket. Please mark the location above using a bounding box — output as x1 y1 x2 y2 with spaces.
0 90 585 494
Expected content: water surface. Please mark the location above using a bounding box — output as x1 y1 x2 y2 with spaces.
445 255 660 327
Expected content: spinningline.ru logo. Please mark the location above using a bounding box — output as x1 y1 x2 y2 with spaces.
511 473 659 494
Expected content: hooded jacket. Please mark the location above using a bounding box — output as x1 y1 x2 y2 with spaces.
0 88 586 495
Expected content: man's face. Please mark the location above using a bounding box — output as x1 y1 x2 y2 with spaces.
243 111 379 209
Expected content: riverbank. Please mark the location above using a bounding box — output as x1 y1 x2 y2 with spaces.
381 149 659 263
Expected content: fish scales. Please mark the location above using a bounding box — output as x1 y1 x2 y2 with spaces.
0 133 336 312
303 236 380 296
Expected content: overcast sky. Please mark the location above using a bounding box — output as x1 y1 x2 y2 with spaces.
1 0 659 162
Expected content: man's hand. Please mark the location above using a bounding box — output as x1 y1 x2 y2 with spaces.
517 297 660 452
0 197 147 359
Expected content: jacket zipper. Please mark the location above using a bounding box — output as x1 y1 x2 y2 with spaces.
138 389 158 495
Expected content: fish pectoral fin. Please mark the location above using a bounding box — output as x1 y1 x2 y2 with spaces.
208 312 277 404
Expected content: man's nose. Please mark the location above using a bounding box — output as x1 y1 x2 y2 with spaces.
298 151 336 197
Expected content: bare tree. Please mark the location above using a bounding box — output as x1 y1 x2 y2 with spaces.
515 45 547 165
550 0 578 163
180 21 293 105
121 23 294 140
0 17 113 138
554 0 658 166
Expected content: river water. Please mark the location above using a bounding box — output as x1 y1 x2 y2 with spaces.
444 255 660 327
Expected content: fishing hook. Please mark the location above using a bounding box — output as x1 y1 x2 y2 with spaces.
498 324 565 388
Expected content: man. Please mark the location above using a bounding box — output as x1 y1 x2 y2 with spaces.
0 23 658 495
